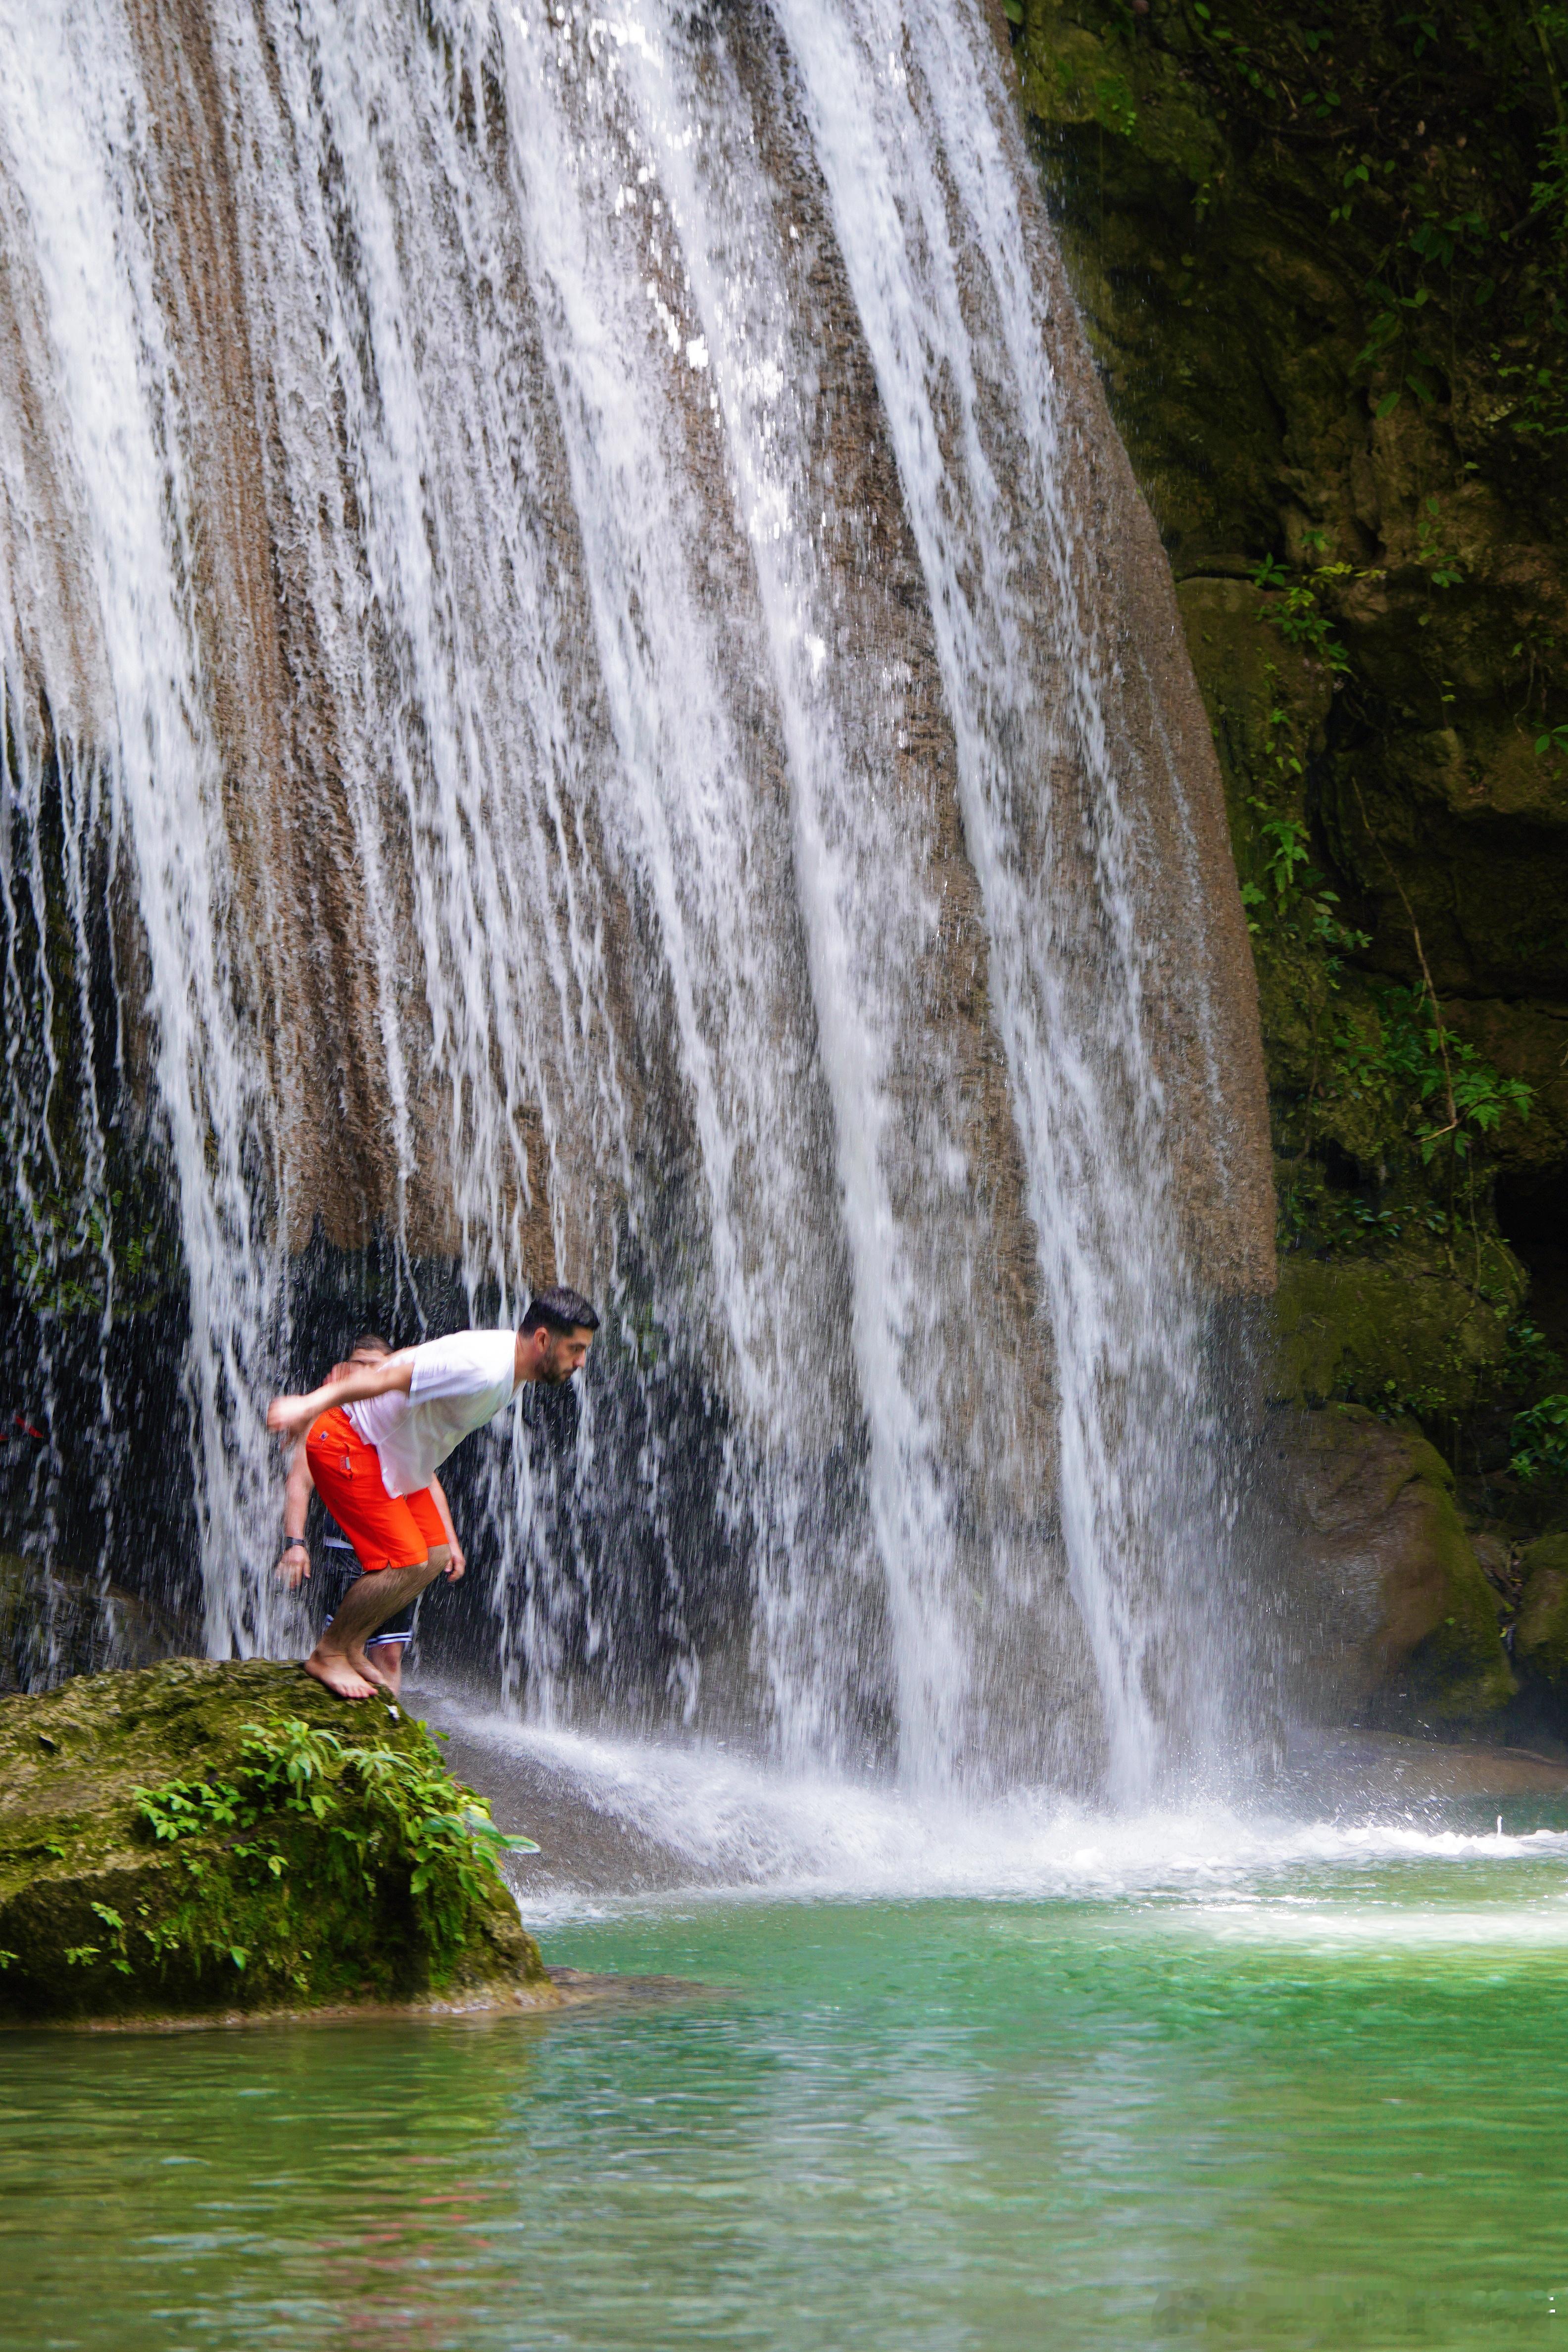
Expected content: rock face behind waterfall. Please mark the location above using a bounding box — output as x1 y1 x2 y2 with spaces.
0 0 1272 1788
0 1660 551 2024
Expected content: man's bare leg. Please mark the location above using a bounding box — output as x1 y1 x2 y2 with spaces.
365 1639 408 1698
304 1553 444 1700
336 1547 448 1691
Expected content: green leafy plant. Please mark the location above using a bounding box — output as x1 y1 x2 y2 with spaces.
1241 810 1312 921
1236 691 1370 974
1331 985 1533 1164
1241 814 1367 966
1120 0 1568 451
0 1177 177 1320
1510 1393 1568 1483
1250 554 1361 674
128 1715 538 1996
1415 496 1466 595
1506 1318 1565 1392
1275 1164 1453 1258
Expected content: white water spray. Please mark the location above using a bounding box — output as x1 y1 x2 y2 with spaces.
0 0 1270 1793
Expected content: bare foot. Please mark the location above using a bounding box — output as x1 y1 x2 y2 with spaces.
347 1642 396 1695
303 1648 377 1701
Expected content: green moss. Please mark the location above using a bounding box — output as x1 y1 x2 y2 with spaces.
1020 4 1222 181
1290 1403 1514 1722
1403 1499 1517 1726
1273 1254 1522 1423
1019 2 1568 1453
0 1659 549 2024
1446 1000 1568 1178
1512 1533 1568 1690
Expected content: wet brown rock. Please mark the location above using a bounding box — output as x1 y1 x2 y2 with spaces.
1281 1405 1514 1726
1512 1534 1568 1696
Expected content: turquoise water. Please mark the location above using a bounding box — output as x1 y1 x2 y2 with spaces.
7 1826 1568 2350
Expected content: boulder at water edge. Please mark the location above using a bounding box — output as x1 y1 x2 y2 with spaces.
1283 1405 1515 1729
1512 1537 1568 1700
0 1658 553 2025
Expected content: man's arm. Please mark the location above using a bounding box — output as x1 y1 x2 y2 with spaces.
266 1350 416 1441
428 1474 465 1582
275 1446 315 1588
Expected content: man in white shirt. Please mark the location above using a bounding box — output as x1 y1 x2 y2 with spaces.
273 1334 464 1698
265 1285 599 1701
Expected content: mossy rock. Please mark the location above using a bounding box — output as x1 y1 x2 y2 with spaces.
1018 1 1223 185
1176 576 1334 844
1512 1535 1568 1694
0 1658 551 2025
1282 1404 1514 1727
1271 1255 1521 1421
1019 0 1568 1416
1444 1001 1568 1180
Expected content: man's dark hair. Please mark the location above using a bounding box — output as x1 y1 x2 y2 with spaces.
520 1284 600 1336
351 1331 392 1355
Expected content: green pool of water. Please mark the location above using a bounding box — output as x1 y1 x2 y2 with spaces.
7 1854 1568 2349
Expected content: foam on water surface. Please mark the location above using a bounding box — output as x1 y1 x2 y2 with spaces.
433 1699 1568 1935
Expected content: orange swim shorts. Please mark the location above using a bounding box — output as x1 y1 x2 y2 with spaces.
304 1407 445 1574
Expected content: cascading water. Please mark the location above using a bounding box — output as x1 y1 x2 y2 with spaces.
0 0 1274 1796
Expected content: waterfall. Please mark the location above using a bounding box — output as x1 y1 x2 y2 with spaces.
0 0 1273 1795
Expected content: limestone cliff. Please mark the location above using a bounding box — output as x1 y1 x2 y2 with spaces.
0 0 1278 1768
1018 0 1568 1497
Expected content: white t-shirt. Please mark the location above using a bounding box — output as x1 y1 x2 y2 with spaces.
346 1328 518 1498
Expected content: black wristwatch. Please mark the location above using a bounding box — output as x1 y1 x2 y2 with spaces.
281 1535 308 1554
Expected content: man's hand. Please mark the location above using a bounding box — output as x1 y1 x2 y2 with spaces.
426 1473 464 1582
275 1545 310 1589
266 1351 414 1444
